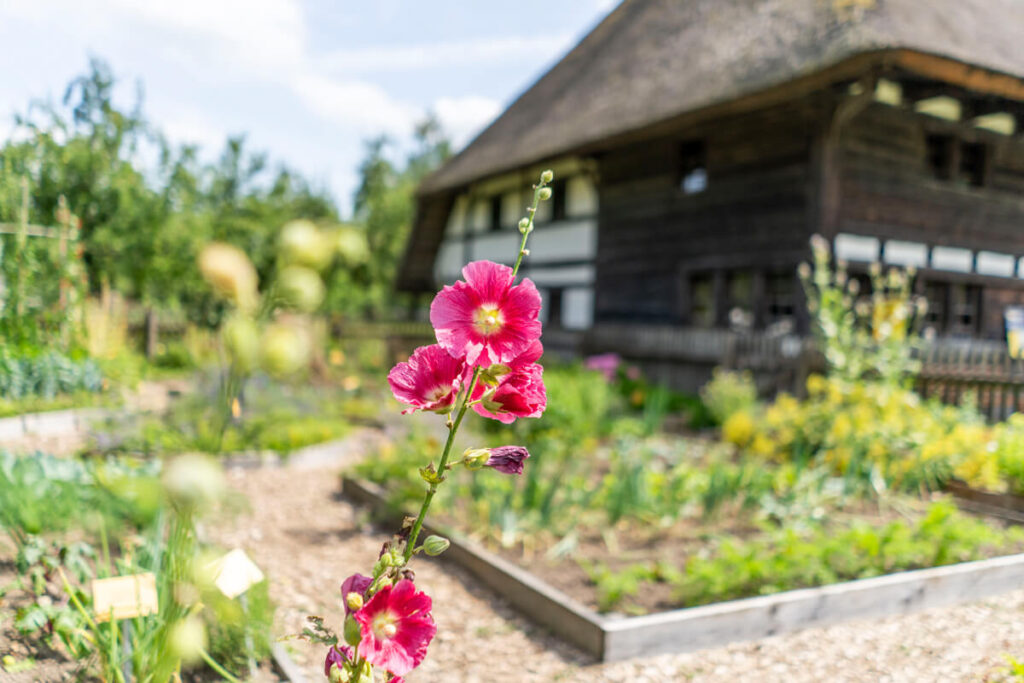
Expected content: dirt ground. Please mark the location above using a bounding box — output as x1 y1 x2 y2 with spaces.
205 430 1024 683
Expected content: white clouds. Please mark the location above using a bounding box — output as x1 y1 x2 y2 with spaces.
0 1 589 210
433 95 502 147
291 73 417 135
158 104 229 151
319 34 575 74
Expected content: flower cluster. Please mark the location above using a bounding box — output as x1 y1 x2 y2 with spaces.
326 577 436 682
315 171 554 681
389 260 547 424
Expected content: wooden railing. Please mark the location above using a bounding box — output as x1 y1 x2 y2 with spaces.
341 320 1024 421
915 339 1024 422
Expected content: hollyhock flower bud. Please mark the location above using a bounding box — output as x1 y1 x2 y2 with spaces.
537 187 552 201
463 447 490 469
344 616 362 647
540 169 554 184
280 219 332 270
162 453 225 509
222 314 260 373
354 580 436 678
484 446 530 475
346 592 364 612
333 225 370 265
422 535 450 556
199 243 258 312
325 644 354 682
277 265 325 312
387 345 467 414
518 217 531 233
260 323 310 377
341 574 372 616
167 616 207 664
429 261 542 367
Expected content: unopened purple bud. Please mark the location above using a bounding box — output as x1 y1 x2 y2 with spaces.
340 574 371 616
325 644 354 679
485 446 530 475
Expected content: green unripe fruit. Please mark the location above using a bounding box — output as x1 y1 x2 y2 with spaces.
167 616 207 664
334 226 370 265
259 324 310 377
222 314 260 372
277 266 325 312
280 219 332 270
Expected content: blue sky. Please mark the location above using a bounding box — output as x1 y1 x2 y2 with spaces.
0 1 614 214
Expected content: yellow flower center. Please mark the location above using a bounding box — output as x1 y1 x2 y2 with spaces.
473 305 504 336
372 612 397 640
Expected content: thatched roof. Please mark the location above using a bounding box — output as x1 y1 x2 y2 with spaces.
419 0 1024 195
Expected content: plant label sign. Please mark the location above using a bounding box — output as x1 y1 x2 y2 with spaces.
91 573 158 622
211 548 264 599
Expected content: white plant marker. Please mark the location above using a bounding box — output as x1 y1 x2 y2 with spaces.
210 548 265 674
211 548 265 599
91 573 158 622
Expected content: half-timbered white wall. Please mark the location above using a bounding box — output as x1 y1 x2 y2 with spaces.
433 159 598 330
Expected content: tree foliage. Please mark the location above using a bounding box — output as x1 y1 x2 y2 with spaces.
0 58 451 328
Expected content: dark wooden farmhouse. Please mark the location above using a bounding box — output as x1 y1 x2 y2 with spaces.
398 0 1024 385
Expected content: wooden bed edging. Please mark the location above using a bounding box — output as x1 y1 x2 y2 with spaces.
342 476 1024 662
947 480 1024 524
341 476 606 656
271 643 310 683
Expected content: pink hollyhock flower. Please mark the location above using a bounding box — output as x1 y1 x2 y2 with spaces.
354 579 436 678
324 644 353 678
388 345 467 414
340 573 372 615
430 260 542 367
484 446 531 475
472 341 546 424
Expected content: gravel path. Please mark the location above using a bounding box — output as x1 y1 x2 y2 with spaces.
205 430 1024 683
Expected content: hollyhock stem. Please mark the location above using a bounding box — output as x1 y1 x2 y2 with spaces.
403 367 482 564
511 179 550 279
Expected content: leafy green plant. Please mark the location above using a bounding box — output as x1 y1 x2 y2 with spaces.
0 350 103 400
583 502 1024 614
0 451 272 679
700 368 758 425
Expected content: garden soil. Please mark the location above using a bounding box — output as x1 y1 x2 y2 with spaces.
206 427 1024 683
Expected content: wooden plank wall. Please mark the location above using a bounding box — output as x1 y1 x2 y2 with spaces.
838 102 1024 251
594 101 824 324
837 102 1024 338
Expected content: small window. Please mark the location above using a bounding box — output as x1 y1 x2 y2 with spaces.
926 134 955 180
489 196 503 231
550 177 567 222
546 288 564 327
727 270 754 328
923 281 948 333
689 273 714 327
766 272 796 325
679 141 707 195
948 283 982 336
959 142 987 187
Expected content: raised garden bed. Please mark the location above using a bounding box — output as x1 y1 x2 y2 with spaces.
343 476 1024 661
947 479 1024 524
